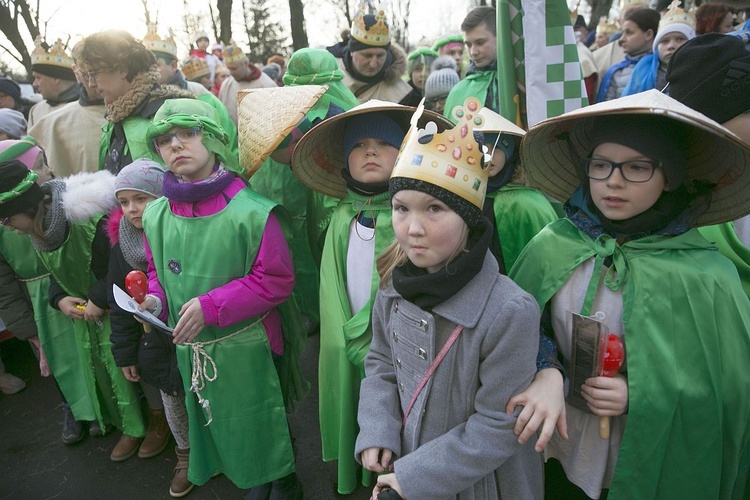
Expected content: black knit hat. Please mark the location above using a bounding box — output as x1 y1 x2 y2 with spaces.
31 63 76 80
0 78 22 103
390 176 484 227
666 33 750 124
0 160 44 219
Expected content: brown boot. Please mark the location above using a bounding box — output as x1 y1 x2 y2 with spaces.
110 434 141 462
169 447 194 498
139 408 171 458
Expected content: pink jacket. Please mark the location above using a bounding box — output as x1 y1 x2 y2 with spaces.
144 177 293 354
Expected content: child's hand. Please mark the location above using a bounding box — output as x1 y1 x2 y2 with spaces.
137 295 158 314
582 374 628 416
371 473 404 500
172 298 206 345
121 365 140 382
58 296 87 319
361 447 393 472
506 367 568 452
84 301 104 323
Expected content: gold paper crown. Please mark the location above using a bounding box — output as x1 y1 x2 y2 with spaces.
659 0 696 30
142 23 177 58
392 97 490 209
620 0 648 11
222 41 246 64
30 37 73 69
350 3 391 47
596 16 618 35
182 56 211 81
570 0 580 25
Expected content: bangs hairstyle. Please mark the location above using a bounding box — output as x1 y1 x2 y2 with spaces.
461 6 497 36
74 30 156 81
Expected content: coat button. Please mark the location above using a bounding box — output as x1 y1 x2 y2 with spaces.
419 319 428 331
399 382 404 392
394 303 399 313
418 348 426 359
396 358 402 368
392 331 398 342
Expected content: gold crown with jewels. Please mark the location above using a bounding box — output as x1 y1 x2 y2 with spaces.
31 37 73 68
142 23 177 58
182 56 211 81
596 16 618 36
350 3 390 47
222 40 246 64
392 97 491 209
659 0 696 30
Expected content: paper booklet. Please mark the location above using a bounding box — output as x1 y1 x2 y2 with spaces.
112 284 174 333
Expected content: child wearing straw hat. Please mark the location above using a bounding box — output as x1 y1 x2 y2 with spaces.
138 98 307 496
510 90 750 498
291 99 453 495
355 97 543 500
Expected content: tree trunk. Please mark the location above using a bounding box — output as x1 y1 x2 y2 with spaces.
588 0 615 31
217 0 233 43
0 0 43 76
288 0 309 51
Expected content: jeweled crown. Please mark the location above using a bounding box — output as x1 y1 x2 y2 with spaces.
142 23 177 58
659 0 696 30
392 97 490 209
596 16 618 36
182 56 211 81
350 3 391 47
31 37 73 68
222 40 246 64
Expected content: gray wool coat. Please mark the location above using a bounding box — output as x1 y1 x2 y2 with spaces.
355 252 543 500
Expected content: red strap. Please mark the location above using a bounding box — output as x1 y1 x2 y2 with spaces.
401 324 464 429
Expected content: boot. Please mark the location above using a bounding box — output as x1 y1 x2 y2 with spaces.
138 408 171 458
170 447 195 498
0 372 25 395
110 434 141 462
60 403 84 445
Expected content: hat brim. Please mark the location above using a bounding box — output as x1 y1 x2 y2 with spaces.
475 108 526 139
291 100 455 199
237 85 328 177
521 90 750 226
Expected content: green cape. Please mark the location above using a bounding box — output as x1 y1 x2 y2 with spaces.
698 222 750 300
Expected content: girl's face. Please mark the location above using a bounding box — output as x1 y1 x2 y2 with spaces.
657 32 688 64
411 64 427 90
589 142 667 221
117 189 157 229
619 20 654 55
392 190 468 273
3 213 34 235
719 11 736 33
32 152 52 184
347 137 400 184
155 127 215 182
488 147 507 177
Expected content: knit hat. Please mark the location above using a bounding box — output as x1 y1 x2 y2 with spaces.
262 63 282 81
349 5 391 52
0 78 22 104
424 56 460 101
343 113 406 169
407 48 438 76
432 34 464 54
30 37 75 80
0 110 27 140
390 97 490 227
0 136 42 169
666 33 750 123
0 160 44 219
114 158 166 198
652 1 696 51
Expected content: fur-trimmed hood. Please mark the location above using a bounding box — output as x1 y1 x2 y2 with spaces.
383 43 408 84
60 170 118 224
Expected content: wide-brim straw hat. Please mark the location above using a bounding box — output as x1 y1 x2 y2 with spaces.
237 85 327 176
291 99 455 199
475 107 526 139
522 89 750 226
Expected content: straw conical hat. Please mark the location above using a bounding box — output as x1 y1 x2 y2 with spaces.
237 85 327 176
475 107 526 138
521 89 750 226
291 100 455 199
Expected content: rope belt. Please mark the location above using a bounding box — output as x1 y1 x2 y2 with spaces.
18 273 51 283
185 311 270 426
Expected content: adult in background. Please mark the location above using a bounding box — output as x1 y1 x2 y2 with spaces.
696 2 737 34
326 7 411 103
74 30 193 174
28 38 79 127
217 41 277 125
0 78 30 118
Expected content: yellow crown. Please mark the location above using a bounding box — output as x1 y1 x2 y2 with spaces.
350 3 390 47
620 0 648 11
182 56 211 81
30 37 73 69
222 41 246 64
142 23 177 58
392 97 490 209
659 0 696 30
596 16 618 35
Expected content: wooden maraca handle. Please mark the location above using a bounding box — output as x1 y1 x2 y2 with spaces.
143 323 152 333
599 416 610 439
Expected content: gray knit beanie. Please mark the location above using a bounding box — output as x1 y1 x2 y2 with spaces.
0 109 27 140
114 158 166 198
424 56 460 101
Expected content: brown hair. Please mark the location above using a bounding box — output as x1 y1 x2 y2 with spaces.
695 3 736 34
461 6 497 36
74 30 156 82
624 8 660 35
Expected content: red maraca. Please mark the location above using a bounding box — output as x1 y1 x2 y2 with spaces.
598 333 625 438
125 270 151 333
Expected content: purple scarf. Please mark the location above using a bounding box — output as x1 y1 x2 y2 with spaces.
162 164 236 203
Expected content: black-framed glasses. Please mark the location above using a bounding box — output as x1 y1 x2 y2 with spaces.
153 127 203 151
424 97 446 111
583 158 661 183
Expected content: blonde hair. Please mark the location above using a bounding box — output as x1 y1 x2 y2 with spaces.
27 197 49 241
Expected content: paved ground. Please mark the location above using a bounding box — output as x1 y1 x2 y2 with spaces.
0 333 372 500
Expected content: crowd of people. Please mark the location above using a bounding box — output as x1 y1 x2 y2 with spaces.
1 1 750 499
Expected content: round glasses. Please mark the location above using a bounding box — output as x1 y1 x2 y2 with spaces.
583 158 661 183
153 127 203 151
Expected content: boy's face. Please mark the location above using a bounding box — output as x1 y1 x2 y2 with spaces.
156 127 215 182
588 142 667 221
411 64 427 90
156 58 178 85
347 137 399 184
463 25 497 69
117 189 157 229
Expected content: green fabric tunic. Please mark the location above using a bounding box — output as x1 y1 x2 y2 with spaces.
318 191 393 494
143 189 307 489
510 219 750 499
444 70 497 121
0 228 95 420
487 184 559 271
36 218 145 437
698 222 750 300
99 115 162 170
